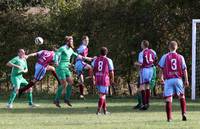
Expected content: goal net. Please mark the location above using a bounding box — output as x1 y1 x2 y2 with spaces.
192 19 200 100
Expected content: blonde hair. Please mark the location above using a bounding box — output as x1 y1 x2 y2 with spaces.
65 35 74 49
169 41 178 51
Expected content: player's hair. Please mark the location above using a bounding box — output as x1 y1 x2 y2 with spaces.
169 41 178 50
65 35 73 42
18 49 25 53
141 40 149 48
65 35 74 49
82 35 89 41
100 47 108 56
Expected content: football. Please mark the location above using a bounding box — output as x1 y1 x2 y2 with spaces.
35 37 44 45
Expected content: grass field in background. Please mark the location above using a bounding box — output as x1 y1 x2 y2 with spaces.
0 97 199 129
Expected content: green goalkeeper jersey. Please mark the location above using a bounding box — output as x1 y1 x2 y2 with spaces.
9 56 28 77
55 45 78 69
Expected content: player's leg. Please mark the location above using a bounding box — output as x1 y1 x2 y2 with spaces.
19 63 46 95
54 69 67 108
164 79 174 122
20 79 33 106
96 86 109 115
54 84 63 108
54 79 67 108
84 64 93 78
134 76 142 109
21 78 39 107
18 80 35 95
150 66 156 96
75 61 91 98
97 93 105 115
78 74 85 98
139 69 147 110
145 84 150 108
46 65 61 85
144 67 154 109
75 62 85 98
139 85 147 110
165 96 173 122
102 88 110 115
64 75 73 107
179 94 187 121
176 79 187 121
84 64 94 93
7 76 20 108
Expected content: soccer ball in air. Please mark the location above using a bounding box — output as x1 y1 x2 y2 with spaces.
35 37 44 45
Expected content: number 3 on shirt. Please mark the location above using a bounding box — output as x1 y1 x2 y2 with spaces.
98 61 103 71
171 59 177 70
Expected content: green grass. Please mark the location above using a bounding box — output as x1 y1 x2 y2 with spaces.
0 97 200 129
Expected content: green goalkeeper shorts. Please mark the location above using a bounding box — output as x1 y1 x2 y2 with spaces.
56 68 72 80
11 76 28 89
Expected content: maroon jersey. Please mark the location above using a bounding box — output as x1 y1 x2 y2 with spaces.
37 50 54 67
93 56 113 86
163 53 183 79
81 47 88 57
141 49 156 68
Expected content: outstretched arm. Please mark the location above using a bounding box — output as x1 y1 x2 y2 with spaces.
83 56 94 62
27 53 37 59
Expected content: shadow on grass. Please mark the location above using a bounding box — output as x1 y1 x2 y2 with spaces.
0 98 199 115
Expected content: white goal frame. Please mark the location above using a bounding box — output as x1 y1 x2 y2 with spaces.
192 19 200 100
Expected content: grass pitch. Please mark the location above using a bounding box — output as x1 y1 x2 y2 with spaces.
0 97 199 129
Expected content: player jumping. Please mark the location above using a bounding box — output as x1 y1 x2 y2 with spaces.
54 36 92 107
18 50 61 96
75 35 93 99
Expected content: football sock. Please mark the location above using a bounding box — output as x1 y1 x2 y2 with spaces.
146 89 150 105
8 89 17 104
55 85 63 101
65 85 72 100
141 90 146 105
79 84 84 96
166 101 172 120
27 91 33 105
180 98 186 115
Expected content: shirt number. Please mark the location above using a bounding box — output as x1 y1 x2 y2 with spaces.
171 59 177 70
98 61 103 71
145 54 153 64
42 52 51 61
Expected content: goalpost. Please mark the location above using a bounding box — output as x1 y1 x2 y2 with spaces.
192 19 200 100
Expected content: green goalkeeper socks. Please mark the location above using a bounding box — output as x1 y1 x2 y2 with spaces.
65 85 72 100
8 89 17 104
27 92 33 105
137 92 142 105
55 85 63 101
